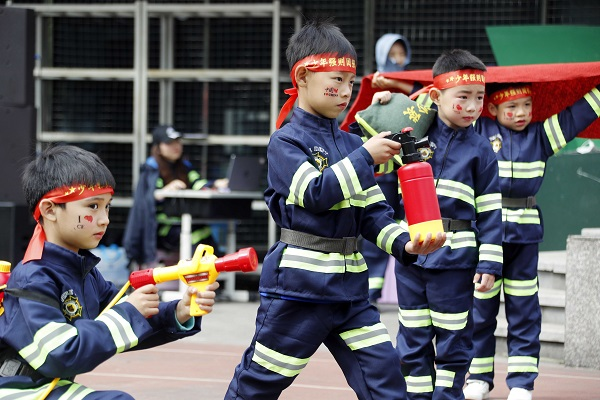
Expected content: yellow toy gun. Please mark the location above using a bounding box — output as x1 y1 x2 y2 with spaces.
128 244 258 316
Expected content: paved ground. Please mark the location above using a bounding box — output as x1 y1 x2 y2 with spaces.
77 299 600 399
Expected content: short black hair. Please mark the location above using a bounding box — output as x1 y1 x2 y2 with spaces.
22 145 116 214
285 18 357 70
486 82 531 96
432 49 486 77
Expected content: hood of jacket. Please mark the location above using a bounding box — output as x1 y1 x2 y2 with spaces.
375 33 412 72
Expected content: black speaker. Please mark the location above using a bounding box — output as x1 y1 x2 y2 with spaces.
0 6 34 107
0 202 35 266
0 105 36 205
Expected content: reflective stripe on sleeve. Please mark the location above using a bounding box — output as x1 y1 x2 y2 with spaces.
287 161 321 207
475 192 502 213
20 322 78 369
331 157 363 198
543 114 567 154
584 87 600 117
95 308 139 353
479 243 503 264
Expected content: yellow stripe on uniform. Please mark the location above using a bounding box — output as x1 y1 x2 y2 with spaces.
369 277 384 291
502 208 540 225
279 247 367 274
543 114 567 154
406 375 434 394
435 369 456 388
498 160 545 179
476 192 502 213
469 356 495 374
331 157 363 198
479 243 503 264
508 356 538 373
504 277 538 297
430 309 469 331
474 279 502 300
96 308 139 353
339 322 392 350
435 179 475 207
252 341 310 377
287 161 321 207
377 223 404 253
20 322 78 369
398 307 432 328
584 87 600 117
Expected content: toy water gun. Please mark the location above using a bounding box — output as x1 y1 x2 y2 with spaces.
0 261 10 317
129 244 258 316
389 127 444 242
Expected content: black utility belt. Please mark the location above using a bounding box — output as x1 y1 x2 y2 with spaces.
280 228 358 255
0 347 44 381
502 196 536 209
441 218 472 232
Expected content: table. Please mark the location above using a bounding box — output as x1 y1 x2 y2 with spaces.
154 189 264 300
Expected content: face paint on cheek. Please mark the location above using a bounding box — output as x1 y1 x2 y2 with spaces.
529 112 532 117
504 111 514 120
84 215 93 223
324 87 338 97
452 102 462 113
478 107 483 113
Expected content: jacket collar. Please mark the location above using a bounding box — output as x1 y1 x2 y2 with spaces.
41 241 101 277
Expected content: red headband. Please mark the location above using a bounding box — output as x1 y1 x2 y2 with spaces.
23 184 114 263
276 53 357 129
409 69 486 101
489 85 533 105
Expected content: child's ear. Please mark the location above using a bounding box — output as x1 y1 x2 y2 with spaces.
295 66 309 88
429 88 441 105
39 199 58 222
487 102 498 117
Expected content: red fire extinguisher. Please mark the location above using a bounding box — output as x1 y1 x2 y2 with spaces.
390 127 444 242
0 261 11 316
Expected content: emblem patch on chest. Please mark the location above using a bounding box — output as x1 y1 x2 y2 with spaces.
61 289 82 321
489 134 503 153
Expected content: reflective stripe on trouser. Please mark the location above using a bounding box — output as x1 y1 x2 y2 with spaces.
469 242 540 391
395 264 475 400
0 380 134 400
225 297 406 400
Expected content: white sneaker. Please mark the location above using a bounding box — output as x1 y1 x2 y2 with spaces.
463 379 490 400
507 387 533 400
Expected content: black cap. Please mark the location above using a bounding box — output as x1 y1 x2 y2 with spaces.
152 125 183 145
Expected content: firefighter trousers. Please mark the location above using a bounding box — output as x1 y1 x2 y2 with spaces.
395 265 476 400
468 242 541 391
225 296 406 399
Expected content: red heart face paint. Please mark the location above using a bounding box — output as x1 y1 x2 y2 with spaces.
84 215 93 223
505 111 514 120
453 102 462 113
324 87 338 97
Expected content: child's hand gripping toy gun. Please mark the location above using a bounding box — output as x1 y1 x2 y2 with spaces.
128 244 258 316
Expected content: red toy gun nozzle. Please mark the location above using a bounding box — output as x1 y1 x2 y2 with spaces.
215 247 258 273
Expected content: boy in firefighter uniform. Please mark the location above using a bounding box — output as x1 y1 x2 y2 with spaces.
224 20 445 400
0 145 219 399
372 49 504 399
463 83 600 400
